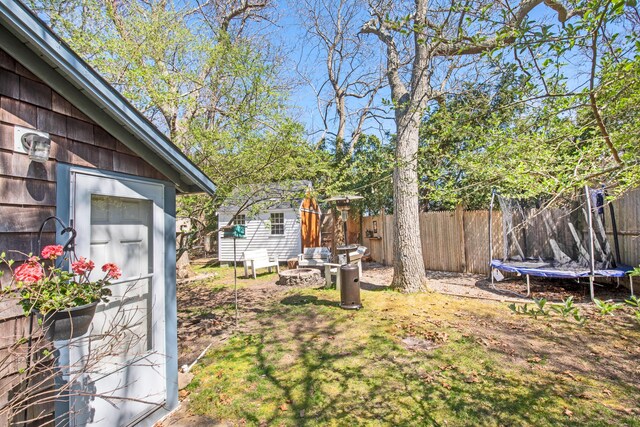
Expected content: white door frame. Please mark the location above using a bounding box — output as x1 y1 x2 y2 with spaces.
55 165 178 427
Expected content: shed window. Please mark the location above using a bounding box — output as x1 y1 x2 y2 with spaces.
233 214 246 226
270 213 284 235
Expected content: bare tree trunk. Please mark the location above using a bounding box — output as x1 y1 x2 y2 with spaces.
391 111 425 291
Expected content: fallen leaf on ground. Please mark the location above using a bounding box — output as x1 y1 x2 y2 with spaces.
464 372 481 383
421 373 436 383
279 403 288 411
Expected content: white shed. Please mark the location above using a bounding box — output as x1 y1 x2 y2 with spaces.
217 182 321 263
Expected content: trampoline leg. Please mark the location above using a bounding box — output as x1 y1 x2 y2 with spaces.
589 276 595 301
631 276 634 297
526 275 530 297
491 268 494 285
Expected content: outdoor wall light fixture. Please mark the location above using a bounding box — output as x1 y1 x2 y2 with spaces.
22 132 51 163
14 126 51 163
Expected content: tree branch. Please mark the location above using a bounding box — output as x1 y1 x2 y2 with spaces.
220 0 269 32
432 0 583 56
360 17 408 104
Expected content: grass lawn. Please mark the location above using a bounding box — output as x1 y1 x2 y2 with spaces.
177 268 640 426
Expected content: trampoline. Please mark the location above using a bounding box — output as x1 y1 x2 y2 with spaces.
489 186 635 300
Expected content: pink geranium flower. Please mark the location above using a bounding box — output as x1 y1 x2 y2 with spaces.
41 245 64 260
14 259 43 283
71 257 95 275
101 263 122 280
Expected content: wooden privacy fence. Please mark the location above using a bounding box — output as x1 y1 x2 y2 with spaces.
360 189 640 275
362 209 502 275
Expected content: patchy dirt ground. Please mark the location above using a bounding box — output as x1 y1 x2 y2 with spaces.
162 263 640 427
362 263 633 303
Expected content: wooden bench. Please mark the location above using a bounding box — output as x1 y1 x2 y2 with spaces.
243 249 279 279
298 247 331 268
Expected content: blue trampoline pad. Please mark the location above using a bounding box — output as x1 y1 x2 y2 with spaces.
490 259 633 279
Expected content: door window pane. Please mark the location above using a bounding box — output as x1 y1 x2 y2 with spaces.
90 195 153 355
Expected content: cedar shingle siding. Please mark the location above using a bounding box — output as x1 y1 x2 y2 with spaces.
0 47 168 261
0 47 169 426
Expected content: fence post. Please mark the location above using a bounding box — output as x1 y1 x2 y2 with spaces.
456 205 467 273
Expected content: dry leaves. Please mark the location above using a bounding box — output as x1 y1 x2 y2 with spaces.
464 372 481 384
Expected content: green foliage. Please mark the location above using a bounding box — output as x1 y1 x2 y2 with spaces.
0 251 113 315
418 72 530 209
29 0 328 231
550 296 578 318
593 298 624 316
511 296 589 325
416 1 640 208
625 295 640 307
322 135 394 214
572 311 588 326
508 298 549 319
534 298 549 316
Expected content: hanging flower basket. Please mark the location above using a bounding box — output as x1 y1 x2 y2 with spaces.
39 301 99 341
1 245 121 341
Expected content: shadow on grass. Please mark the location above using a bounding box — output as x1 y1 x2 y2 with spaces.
186 286 640 426
360 280 390 291
241 270 279 279
280 295 340 308
219 306 614 426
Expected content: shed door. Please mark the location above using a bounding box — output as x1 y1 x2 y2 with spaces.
70 172 166 426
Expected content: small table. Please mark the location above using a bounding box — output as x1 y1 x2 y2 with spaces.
287 257 299 269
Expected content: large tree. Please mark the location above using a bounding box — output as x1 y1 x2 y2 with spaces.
30 0 326 229
360 0 588 292
295 0 385 156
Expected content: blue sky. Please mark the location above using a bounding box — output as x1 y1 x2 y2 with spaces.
270 0 394 145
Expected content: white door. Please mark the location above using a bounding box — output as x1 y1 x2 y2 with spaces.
69 171 166 427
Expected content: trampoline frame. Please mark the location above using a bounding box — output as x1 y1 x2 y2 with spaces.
488 186 634 300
